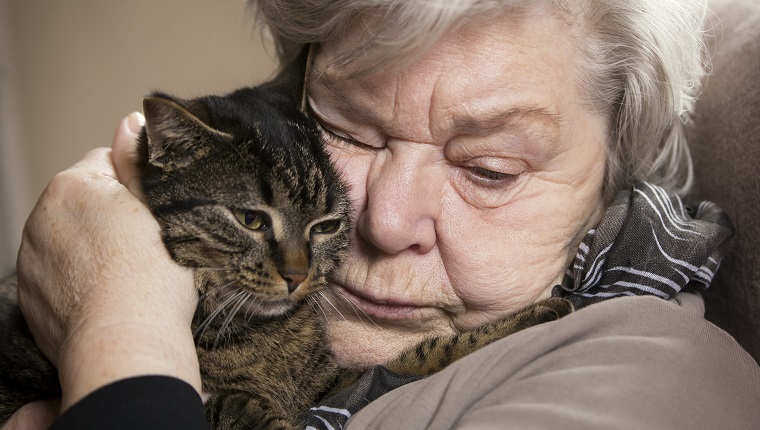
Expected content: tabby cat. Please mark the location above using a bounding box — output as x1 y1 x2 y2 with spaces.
0 49 573 428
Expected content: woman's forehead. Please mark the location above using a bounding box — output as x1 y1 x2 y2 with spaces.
309 9 579 139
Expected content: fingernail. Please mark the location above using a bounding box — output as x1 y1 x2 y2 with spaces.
126 111 145 134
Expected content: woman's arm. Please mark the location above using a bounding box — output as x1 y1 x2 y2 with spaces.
9 113 201 423
50 376 207 430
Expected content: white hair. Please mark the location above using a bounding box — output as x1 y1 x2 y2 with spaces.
248 0 709 201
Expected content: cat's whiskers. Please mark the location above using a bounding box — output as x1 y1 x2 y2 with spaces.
194 288 246 342
317 291 349 323
307 295 384 366
306 296 334 328
327 287 389 335
320 284 408 364
304 296 321 317
217 284 242 300
314 291 385 364
244 303 257 323
214 290 251 349
197 279 239 304
197 282 241 311
213 279 249 303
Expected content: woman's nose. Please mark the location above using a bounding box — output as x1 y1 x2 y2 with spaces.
357 145 440 255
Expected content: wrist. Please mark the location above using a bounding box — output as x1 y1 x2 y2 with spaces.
57 319 201 411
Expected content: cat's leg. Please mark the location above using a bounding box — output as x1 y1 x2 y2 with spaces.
385 297 573 376
204 391 299 430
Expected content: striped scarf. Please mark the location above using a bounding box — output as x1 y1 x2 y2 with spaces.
304 181 734 429
552 181 734 309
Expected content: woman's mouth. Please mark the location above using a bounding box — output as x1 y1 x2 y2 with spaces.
332 284 424 321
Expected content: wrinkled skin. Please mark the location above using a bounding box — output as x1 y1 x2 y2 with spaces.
6 3 608 426
312 8 607 368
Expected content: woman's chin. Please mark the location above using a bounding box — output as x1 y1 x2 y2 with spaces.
325 311 455 369
327 325 412 369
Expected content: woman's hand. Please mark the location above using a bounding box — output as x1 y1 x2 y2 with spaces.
14 113 201 414
1 399 60 430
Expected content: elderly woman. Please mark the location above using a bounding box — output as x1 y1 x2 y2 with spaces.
6 0 760 428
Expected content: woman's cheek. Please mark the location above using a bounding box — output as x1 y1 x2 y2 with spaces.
327 147 372 221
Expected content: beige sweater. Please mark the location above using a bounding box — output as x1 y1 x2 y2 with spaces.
348 293 760 429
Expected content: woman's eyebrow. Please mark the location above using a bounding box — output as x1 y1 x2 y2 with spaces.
451 107 562 138
312 67 562 142
309 68 383 121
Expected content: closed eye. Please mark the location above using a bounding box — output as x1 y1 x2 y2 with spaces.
316 120 367 148
308 105 379 151
467 166 515 182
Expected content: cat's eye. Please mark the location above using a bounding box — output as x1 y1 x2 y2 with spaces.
311 219 341 235
233 209 271 231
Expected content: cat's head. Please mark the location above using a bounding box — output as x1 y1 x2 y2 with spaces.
136 88 350 319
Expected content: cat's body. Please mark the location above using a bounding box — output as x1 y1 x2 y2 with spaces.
135 57 354 428
0 50 572 429
0 277 61 419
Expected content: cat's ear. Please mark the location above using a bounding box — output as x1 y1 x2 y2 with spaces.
266 44 312 105
142 95 232 171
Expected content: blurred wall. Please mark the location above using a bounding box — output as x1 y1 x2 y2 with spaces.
0 0 278 273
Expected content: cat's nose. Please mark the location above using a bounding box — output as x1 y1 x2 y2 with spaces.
281 271 307 294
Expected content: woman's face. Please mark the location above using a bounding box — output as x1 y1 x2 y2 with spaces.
309 8 608 368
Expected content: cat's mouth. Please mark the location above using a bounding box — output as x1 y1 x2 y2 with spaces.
207 282 302 319
239 296 299 319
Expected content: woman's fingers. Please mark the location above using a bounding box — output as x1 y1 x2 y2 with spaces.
112 111 146 200
16 114 200 410
0 399 60 430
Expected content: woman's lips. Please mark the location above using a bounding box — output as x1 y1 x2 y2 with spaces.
334 285 423 321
